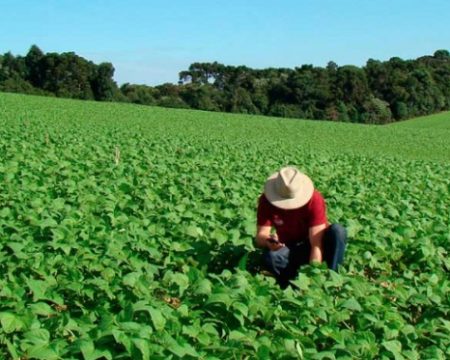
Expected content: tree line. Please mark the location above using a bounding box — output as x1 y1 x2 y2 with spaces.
1 45 449 124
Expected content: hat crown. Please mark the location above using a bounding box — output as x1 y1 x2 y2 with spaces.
276 167 302 199
264 165 314 210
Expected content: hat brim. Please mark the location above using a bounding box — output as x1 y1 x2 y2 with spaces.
264 171 314 210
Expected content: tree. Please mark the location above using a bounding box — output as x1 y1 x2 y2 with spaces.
92 62 119 101
230 87 258 114
337 102 350 122
361 96 393 124
335 66 370 106
433 49 450 60
120 83 157 105
0 52 26 81
155 83 189 109
36 52 95 99
393 102 408 120
2 45 450 124
25 45 44 87
287 65 333 119
179 84 221 111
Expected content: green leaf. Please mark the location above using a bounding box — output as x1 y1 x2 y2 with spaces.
112 330 132 353
27 279 49 301
123 272 141 287
386 205 400 218
166 272 190 296
238 253 248 270
202 323 219 337
382 340 404 360
29 302 56 316
5 339 20 359
402 350 420 360
233 302 249 317
51 198 66 211
149 307 166 331
194 279 212 296
341 298 362 312
177 304 189 317
312 351 336 360
80 340 95 360
132 338 150 360
211 228 228 245
229 330 247 341
291 273 310 291
296 341 304 360
0 207 11 218
345 219 362 238
27 345 59 360
163 334 199 358
172 242 193 251
119 322 144 333
39 218 58 229
284 339 298 356
0 312 24 333
185 225 203 238
6 242 27 259
327 271 343 287
206 293 232 308
24 328 51 346
79 339 112 360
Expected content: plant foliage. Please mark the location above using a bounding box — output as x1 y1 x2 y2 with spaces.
0 93 449 359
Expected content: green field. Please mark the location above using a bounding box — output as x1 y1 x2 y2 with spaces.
0 92 449 359
389 111 450 130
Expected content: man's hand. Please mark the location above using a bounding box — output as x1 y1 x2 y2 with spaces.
256 226 284 250
309 224 327 263
266 233 285 251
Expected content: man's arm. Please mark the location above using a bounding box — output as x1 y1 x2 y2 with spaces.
309 224 327 263
256 225 284 251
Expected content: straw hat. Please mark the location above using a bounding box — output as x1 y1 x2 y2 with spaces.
264 166 314 210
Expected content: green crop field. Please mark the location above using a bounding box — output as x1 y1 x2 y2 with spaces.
389 111 450 130
0 92 449 359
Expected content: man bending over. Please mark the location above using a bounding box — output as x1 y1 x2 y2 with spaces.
256 166 347 288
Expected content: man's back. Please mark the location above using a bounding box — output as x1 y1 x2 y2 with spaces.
257 190 328 244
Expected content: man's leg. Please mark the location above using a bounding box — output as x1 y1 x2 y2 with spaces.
263 242 310 288
263 246 290 276
322 224 347 271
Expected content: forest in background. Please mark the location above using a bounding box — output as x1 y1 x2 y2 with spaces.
1 45 449 124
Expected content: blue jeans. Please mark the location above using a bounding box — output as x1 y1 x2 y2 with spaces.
263 224 347 287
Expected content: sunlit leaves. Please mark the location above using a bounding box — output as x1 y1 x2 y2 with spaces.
0 92 449 359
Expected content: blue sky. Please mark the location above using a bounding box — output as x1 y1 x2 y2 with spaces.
1 0 449 85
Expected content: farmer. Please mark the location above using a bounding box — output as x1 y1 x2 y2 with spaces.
255 166 347 288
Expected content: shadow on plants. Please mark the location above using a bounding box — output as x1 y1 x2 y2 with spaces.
188 240 264 275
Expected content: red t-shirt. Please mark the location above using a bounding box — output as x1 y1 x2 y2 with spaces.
257 190 328 245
